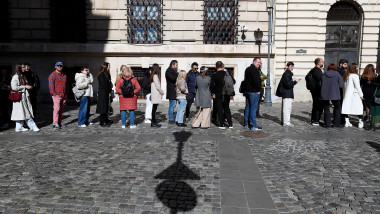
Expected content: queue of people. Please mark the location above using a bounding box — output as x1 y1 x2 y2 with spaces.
2 57 380 132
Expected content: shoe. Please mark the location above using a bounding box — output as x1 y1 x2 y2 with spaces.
256 114 263 118
283 123 294 127
52 125 61 129
218 126 225 130
15 127 29 132
229 125 233 129
144 119 151 124
251 126 262 131
201 127 209 129
358 119 364 129
78 124 86 128
130 125 137 129
106 120 113 124
151 123 161 128
345 118 353 127
177 123 186 127
100 123 110 127
333 124 344 128
168 120 175 124
87 122 93 126
121 125 126 129
59 123 67 128
312 122 319 126
32 127 40 132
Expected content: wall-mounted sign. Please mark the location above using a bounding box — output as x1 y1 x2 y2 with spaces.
296 49 307 54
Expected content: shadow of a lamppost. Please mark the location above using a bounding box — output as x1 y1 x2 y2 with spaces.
154 131 200 214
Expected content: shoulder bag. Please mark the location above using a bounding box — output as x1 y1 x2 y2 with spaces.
8 88 22 102
72 83 85 102
373 86 380 105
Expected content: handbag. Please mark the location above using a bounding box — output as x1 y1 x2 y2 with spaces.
72 83 85 102
374 86 380 105
8 88 22 102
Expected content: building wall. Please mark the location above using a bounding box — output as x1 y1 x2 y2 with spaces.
274 0 380 102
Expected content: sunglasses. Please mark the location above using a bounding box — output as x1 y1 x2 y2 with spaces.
57 65 63 67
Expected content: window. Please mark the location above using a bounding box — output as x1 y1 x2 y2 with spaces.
130 67 157 99
127 0 163 44
50 0 87 43
203 0 238 44
0 0 10 42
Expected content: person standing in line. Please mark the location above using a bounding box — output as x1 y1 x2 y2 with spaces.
48 62 68 129
96 62 113 127
24 63 40 120
150 64 165 128
243 58 262 130
210 61 235 129
192 68 212 129
360 64 377 123
142 68 152 124
341 63 364 128
185 62 199 121
115 65 127 87
369 75 380 130
308 58 324 126
165 60 179 124
75 66 93 127
0 68 11 129
11 64 39 132
275 62 300 127
116 66 141 129
175 70 188 127
337 59 348 125
256 69 267 118
319 64 344 128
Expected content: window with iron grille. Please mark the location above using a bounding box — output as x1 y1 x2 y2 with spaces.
203 0 239 44
127 0 163 44
50 0 87 43
0 0 10 42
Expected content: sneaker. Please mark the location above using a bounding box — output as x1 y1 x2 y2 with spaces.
229 125 234 129
218 126 226 130
59 124 67 128
78 124 86 128
15 127 29 132
130 125 137 129
312 122 319 126
87 122 93 126
32 127 40 132
244 124 249 129
251 126 262 131
168 120 175 124
283 123 294 127
121 125 126 129
144 119 151 124
52 125 61 129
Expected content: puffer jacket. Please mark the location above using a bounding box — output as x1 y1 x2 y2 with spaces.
75 73 93 97
176 79 188 99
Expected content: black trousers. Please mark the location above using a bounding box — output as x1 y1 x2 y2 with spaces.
311 92 323 122
185 92 195 119
256 88 264 116
152 104 158 123
214 95 232 126
99 114 108 125
323 100 341 127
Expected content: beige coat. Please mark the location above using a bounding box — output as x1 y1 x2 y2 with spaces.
75 73 94 97
151 75 164 104
11 75 34 121
176 79 188 99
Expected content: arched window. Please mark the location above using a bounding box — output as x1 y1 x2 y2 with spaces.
324 2 361 67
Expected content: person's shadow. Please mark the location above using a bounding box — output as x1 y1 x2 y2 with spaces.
154 131 200 214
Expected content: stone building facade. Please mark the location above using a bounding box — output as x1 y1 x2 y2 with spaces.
0 0 379 103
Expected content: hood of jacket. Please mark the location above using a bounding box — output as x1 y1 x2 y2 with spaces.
324 70 338 78
75 73 87 81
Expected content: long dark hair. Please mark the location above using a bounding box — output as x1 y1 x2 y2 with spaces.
97 62 110 79
361 64 377 81
150 63 161 83
14 63 27 85
343 63 358 82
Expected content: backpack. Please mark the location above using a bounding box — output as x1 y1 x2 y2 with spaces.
305 71 313 91
239 80 246 94
223 70 235 96
121 77 134 97
72 83 85 102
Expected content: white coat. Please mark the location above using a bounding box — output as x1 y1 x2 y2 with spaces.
75 73 94 97
151 74 164 104
342 74 363 115
10 75 34 121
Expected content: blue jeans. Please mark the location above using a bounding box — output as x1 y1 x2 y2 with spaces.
121 110 135 125
175 99 187 123
168 99 177 121
78 96 90 125
244 92 260 127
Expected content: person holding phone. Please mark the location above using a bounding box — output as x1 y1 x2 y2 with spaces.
275 62 299 126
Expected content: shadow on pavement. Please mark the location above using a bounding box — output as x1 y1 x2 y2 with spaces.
366 141 380 153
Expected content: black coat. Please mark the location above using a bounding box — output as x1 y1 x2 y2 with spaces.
142 71 151 95
244 64 261 93
165 67 178 100
210 69 235 96
24 70 40 97
96 72 112 114
337 67 345 77
309 67 323 95
276 69 297 99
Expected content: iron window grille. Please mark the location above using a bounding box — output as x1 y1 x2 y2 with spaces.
127 0 163 44
203 0 239 44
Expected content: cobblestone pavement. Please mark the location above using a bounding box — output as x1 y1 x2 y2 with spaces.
0 101 380 214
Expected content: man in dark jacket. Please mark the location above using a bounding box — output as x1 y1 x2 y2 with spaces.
337 59 348 125
165 60 179 123
243 57 262 130
309 58 324 126
185 62 199 120
275 62 299 126
210 61 235 129
24 63 40 120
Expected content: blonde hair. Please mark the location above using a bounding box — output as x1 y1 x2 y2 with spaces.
124 66 133 77
176 70 187 85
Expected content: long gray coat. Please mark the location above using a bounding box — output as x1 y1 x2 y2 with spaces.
195 76 212 108
11 75 34 121
151 74 164 104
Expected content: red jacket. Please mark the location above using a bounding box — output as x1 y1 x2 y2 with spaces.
116 76 141 110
